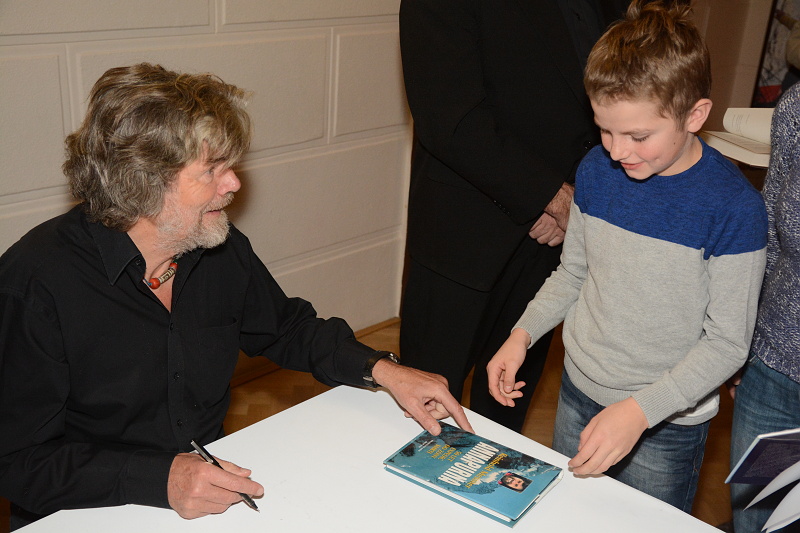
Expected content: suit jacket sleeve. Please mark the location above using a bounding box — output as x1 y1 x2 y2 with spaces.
400 0 579 224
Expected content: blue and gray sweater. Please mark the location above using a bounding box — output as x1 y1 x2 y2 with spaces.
516 140 767 427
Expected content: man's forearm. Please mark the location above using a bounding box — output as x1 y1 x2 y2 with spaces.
544 182 575 231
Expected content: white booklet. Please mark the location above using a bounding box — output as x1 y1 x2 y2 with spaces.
700 107 774 168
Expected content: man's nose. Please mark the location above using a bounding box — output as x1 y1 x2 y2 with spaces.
219 168 241 194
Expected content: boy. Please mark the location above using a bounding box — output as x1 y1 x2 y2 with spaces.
486 0 767 512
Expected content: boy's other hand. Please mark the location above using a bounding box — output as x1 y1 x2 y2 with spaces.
567 397 649 475
487 328 531 407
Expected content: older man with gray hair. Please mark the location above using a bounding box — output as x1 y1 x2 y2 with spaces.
0 63 471 530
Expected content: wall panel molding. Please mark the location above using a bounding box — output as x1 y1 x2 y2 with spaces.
0 1 410 329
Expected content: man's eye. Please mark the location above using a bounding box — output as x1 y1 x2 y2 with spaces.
632 136 649 143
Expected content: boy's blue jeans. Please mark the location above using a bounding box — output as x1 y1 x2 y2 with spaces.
552 370 709 513
731 355 800 533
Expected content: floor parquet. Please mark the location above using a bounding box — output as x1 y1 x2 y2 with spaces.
0 317 732 531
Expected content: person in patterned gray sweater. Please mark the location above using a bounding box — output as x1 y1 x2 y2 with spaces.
729 82 800 533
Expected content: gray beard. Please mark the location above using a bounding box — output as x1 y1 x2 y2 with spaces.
157 208 231 257
173 211 231 256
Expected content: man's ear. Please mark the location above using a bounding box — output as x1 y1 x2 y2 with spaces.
686 98 713 133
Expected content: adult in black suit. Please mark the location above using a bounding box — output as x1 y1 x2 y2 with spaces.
399 0 626 432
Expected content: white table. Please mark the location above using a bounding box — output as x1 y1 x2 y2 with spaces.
19 386 720 532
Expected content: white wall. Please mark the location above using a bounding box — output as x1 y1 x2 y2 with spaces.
693 0 774 130
0 0 411 330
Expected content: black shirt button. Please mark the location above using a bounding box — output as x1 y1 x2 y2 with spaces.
176 419 183 427
583 140 595 151
173 372 181 381
169 323 174 331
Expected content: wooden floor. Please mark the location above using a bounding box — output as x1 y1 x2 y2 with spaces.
0 318 733 531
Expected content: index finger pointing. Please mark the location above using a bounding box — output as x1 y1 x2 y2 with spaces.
437 394 473 433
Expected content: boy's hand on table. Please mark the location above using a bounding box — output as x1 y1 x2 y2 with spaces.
568 397 649 475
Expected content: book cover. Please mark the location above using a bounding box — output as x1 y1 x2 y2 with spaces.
700 107 774 168
383 423 562 526
747 460 800 533
727 427 800 532
727 427 800 485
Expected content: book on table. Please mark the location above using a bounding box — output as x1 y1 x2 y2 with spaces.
700 107 773 168
383 422 562 527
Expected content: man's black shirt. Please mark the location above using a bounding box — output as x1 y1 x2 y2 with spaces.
0 206 374 515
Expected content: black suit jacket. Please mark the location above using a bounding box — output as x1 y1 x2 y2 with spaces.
400 0 622 291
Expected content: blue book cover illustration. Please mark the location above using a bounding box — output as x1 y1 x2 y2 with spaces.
384 422 562 526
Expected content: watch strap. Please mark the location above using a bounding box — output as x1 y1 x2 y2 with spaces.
362 350 400 388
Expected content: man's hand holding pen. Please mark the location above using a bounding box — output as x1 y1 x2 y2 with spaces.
167 451 263 519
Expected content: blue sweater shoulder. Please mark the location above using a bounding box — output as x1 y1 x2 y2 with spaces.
574 141 767 258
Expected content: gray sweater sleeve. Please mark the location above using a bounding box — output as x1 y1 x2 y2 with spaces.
630 249 765 426
514 200 586 341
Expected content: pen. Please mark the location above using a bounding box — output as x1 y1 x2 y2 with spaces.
190 439 260 512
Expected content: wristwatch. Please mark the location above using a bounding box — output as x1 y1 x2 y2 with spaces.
362 350 400 388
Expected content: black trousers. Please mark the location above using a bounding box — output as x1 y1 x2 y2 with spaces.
9 503 46 531
399 236 561 432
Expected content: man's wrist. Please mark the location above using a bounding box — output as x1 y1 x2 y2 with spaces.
362 350 400 388
544 183 570 214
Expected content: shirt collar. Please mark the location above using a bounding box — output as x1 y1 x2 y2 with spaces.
84 209 142 286
82 206 211 286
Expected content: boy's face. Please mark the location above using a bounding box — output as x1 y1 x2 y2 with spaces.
591 98 707 181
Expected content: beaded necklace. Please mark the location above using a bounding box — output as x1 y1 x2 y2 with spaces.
144 258 178 289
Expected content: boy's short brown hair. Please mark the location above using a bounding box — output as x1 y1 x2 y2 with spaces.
584 0 710 125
